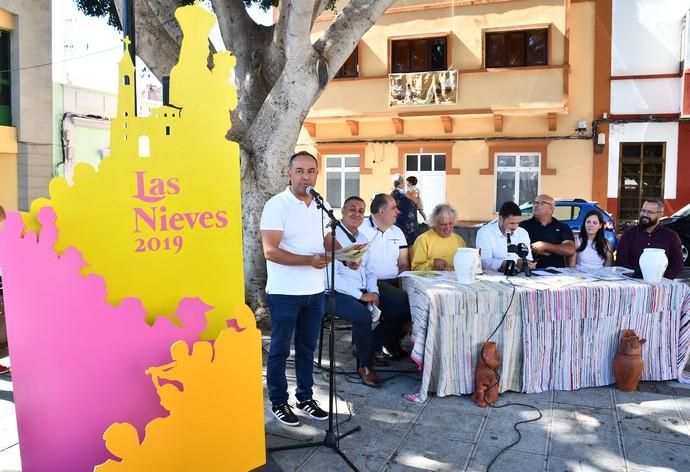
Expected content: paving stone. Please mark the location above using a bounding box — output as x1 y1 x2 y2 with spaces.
478 414 550 455
551 403 619 431
425 394 491 417
613 390 677 413
496 390 555 406
546 455 626 472
467 445 546 472
618 408 690 445
391 432 473 471
615 396 682 420
383 462 441 472
549 415 624 468
354 396 421 428
411 405 485 442
296 415 408 471
623 436 690 471
487 401 551 426
298 442 389 472
0 445 21 472
0 389 14 418
554 387 614 410
0 414 18 451
674 396 690 420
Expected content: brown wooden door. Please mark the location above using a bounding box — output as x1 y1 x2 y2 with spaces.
618 142 665 230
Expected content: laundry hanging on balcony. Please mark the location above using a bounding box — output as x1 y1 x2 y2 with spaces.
389 70 458 106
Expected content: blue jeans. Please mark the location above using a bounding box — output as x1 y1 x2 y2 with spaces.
332 292 374 368
266 293 325 406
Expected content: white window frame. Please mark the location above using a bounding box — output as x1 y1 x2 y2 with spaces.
324 154 360 209
404 153 447 173
495 152 541 211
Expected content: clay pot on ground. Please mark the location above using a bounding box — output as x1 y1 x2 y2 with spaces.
613 329 646 391
472 342 501 407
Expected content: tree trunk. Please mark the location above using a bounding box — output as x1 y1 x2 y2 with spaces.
240 147 272 327
118 0 397 322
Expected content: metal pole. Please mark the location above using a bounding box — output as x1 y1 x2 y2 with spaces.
123 0 137 115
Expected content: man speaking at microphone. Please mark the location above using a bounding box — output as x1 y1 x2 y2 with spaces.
476 201 536 272
261 151 329 427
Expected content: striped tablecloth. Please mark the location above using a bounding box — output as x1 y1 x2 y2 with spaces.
402 272 690 402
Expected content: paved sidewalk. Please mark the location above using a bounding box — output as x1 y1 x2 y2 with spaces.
2 334 690 471
262 330 690 472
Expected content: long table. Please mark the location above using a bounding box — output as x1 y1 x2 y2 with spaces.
401 271 690 402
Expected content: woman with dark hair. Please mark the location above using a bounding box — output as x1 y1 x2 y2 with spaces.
568 210 613 269
392 175 420 245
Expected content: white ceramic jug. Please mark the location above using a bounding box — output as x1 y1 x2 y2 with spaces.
639 248 668 282
454 248 480 284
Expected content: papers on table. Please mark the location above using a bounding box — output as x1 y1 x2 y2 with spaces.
585 266 634 281
399 270 445 279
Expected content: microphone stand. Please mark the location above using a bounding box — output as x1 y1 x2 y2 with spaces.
267 191 361 471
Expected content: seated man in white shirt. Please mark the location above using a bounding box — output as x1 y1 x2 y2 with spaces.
475 201 536 273
359 194 411 360
328 196 381 388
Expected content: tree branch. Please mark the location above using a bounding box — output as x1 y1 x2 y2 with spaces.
133 0 186 78
284 0 317 64
314 0 395 81
211 0 257 56
311 0 330 29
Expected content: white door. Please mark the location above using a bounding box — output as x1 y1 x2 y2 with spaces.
405 153 446 219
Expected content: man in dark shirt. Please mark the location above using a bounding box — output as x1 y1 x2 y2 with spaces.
616 199 684 279
519 194 576 268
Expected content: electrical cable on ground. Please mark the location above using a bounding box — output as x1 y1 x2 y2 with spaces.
479 277 543 472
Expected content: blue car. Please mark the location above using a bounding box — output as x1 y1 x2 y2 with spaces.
518 198 618 250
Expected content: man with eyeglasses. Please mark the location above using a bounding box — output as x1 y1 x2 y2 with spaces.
519 194 576 268
616 199 683 279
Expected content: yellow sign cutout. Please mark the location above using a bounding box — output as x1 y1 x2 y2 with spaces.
95 308 266 470
25 4 247 338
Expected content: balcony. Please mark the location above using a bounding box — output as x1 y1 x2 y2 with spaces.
389 70 458 107
308 66 566 118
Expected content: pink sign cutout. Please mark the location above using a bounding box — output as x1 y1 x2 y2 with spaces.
0 207 210 471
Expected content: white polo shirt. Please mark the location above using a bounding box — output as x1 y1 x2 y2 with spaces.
260 187 328 295
326 226 378 300
475 220 532 271
359 216 407 280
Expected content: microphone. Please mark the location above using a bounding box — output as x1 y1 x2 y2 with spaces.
306 185 322 201
504 242 518 276
503 228 518 276
517 242 532 277
306 186 356 243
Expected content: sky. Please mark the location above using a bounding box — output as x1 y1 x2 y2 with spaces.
52 0 273 94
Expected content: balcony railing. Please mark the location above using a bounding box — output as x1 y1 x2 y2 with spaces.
388 70 458 107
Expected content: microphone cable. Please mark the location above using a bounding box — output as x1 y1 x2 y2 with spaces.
479 277 544 472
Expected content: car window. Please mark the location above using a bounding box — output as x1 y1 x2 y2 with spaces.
571 206 581 221
520 204 534 220
553 205 573 222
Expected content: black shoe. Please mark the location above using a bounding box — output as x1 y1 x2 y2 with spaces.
383 344 408 360
271 403 300 427
373 350 390 366
296 398 328 420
